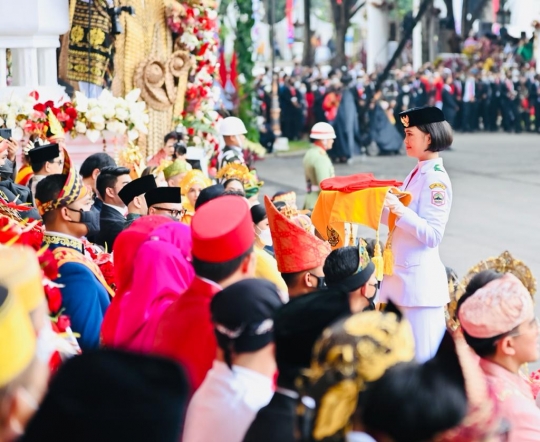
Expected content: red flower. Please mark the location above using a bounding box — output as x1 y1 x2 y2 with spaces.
45 286 62 314
29 90 40 101
19 228 44 251
56 314 71 333
39 249 59 280
187 127 195 136
99 261 116 290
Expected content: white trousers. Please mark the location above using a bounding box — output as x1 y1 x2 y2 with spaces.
399 306 446 363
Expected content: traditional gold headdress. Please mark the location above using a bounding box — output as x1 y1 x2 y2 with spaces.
216 163 252 183
282 205 313 234
179 169 211 194
447 251 536 329
300 308 415 440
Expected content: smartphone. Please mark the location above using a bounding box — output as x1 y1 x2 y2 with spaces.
0 128 12 140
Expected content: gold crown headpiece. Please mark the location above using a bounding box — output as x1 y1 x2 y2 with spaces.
447 251 536 328
216 163 252 183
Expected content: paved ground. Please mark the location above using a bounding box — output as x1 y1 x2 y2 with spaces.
257 132 540 317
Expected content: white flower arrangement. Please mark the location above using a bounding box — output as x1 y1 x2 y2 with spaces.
73 88 148 143
0 95 36 140
0 88 148 145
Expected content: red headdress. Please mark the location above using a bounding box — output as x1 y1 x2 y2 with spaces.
265 196 331 274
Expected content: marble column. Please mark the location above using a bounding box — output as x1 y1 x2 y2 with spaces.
0 49 6 87
11 48 39 87
37 47 59 86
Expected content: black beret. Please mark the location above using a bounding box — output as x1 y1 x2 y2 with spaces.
144 187 181 208
195 184 225 210
21 350 189 442
326 261 376 293
118 175 157 206
274 287 351 387
211 279 282 354
28 142 60 164
399 106 445 128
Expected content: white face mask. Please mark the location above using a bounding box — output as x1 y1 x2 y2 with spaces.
235 135 244 148
256 226 273 246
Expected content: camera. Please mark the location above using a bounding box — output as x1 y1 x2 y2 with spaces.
0 128 12 140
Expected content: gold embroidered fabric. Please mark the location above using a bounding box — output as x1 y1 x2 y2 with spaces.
67 0 113 87
43 234 85 254
300 309 415 441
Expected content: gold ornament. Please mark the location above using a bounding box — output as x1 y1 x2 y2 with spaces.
400 114 410 127
216 163 252 183
447 251 536 329
327 226 340 247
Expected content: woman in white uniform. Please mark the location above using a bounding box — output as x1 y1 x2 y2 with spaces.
380 106 453 363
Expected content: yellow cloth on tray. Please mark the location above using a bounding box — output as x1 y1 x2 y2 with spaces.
312 186 411 248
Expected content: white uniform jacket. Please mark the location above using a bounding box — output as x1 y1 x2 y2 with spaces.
380 157 452 307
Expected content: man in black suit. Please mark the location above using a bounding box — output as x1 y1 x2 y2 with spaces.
95 166 131 251
79 153 117 243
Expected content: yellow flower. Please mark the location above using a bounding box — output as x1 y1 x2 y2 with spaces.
70 26 84 44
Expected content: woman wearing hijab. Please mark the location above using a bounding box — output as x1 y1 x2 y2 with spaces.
251 204 288 301
101 216 173 347
114 222 195 353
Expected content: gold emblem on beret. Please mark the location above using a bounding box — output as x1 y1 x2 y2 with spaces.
400 115 410 128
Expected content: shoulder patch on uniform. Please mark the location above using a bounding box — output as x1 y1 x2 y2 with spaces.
434 164 445 172
429 182 446 190
431 190 446 206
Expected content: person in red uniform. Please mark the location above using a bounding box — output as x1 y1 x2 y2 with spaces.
153 195 256 391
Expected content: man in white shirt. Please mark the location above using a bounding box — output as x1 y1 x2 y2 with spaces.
183 279 283 442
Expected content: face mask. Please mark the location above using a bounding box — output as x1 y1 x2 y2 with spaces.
364 282 378 311
310 274 325 288
315 275 326 288
235 135 244 148
364 295 376 311
256 226 273 246
67 207 100 237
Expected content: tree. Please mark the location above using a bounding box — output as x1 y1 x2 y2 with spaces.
329 0 365 67
302 0 313 66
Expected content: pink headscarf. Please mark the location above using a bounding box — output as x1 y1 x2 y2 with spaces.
101 215 172 347
114 222 195 353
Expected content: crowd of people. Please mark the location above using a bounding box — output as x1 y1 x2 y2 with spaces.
0 100 539 442
254 30 540 162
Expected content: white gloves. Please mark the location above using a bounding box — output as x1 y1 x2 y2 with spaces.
384 192 406 218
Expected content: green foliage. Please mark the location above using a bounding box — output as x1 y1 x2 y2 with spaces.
396 0 412 18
